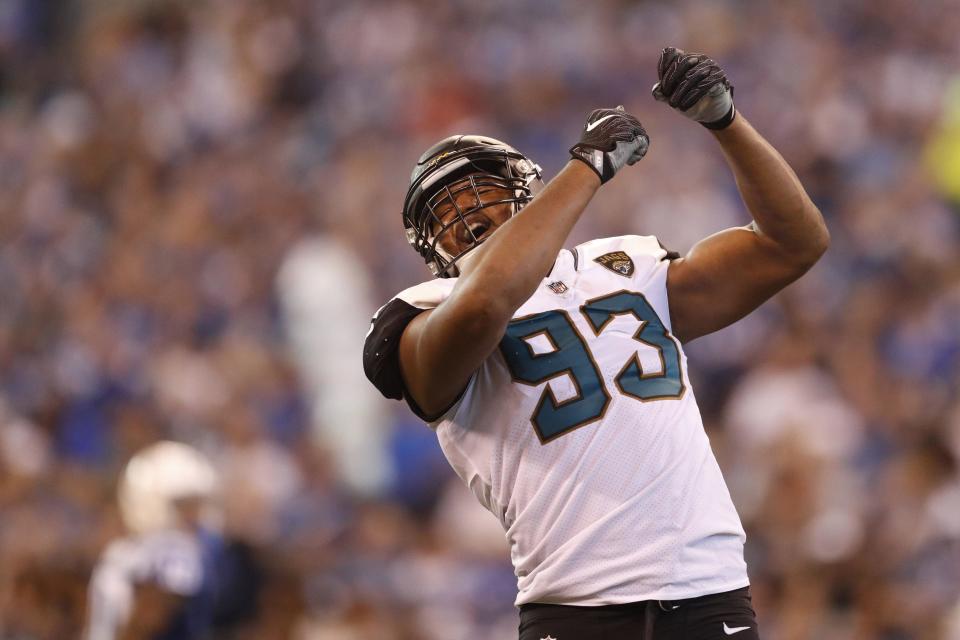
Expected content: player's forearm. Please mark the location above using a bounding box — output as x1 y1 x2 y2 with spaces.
452 160 600 316
712 115 829 265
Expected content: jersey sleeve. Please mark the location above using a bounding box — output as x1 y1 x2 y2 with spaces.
362 279 456 421
657 238 682 261
363 298 425 402
573 235 681 278
579 234 680 264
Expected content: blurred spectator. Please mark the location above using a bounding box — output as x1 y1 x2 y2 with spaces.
278 233 392 495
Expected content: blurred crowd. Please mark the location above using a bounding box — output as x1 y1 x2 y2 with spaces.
0 0 959 638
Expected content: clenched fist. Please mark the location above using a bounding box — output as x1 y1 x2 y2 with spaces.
652 47 736 130
569 106 650 184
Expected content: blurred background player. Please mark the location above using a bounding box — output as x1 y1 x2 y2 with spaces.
85 441 226 640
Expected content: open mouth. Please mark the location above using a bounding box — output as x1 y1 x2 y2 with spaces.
467 218 491 240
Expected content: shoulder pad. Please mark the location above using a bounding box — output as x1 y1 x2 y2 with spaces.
392 278 458 311
363 278 457 420
574 235 679 276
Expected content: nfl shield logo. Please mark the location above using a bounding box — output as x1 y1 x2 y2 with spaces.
548 281 568 294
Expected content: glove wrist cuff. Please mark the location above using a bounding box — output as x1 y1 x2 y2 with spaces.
701 103 736 130
569 145 608 184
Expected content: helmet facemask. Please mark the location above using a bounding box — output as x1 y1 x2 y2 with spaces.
404 143 542 278
420 173 533 277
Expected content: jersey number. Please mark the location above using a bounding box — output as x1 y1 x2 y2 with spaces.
499 291 684 443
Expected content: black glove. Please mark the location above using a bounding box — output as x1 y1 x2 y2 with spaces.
569 106 649 184
652 47 735 130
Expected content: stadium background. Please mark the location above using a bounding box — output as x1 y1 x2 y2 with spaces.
1 0 959 638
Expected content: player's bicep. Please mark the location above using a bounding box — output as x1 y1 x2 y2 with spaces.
399 300 508 419
667 224 811 342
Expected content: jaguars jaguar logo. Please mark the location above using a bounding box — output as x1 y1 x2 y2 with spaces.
594 251 634 277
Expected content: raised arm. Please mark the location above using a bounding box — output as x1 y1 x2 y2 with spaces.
651 47 829 342
399 110 649 417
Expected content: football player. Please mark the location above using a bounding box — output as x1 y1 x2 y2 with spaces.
364 48 829 639
85 441 226 640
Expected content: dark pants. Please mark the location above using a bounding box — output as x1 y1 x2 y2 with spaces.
518 586 759 640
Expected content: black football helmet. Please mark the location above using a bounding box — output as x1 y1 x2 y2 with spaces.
402 135 542 278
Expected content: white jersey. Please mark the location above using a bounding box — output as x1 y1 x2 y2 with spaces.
85 530 203 640
364 235 748 606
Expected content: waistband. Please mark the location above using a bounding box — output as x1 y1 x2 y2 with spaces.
519 585 751 614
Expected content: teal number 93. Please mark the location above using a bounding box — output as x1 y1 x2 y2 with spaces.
499 291 684 443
